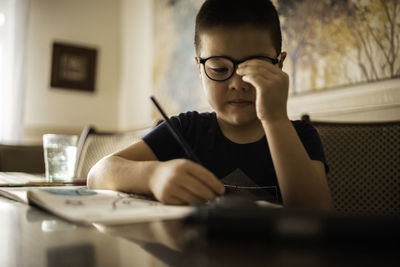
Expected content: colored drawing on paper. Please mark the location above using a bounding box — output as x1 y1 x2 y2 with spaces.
43 189 97 196
111 193 158 210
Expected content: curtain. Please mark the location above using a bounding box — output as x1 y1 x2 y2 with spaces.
0 0 30 144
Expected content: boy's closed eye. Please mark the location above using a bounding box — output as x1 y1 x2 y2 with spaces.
209 67 229 74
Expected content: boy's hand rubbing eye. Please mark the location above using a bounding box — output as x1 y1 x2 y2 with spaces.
238 59 290 123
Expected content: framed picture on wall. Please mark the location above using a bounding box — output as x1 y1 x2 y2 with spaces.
50 42 97 92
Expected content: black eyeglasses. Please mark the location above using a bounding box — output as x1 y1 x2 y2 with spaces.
197 55 279 81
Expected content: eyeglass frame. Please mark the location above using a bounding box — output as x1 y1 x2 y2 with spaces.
197 54 280 82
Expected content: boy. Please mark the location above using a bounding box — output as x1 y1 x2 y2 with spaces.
88 0 332 209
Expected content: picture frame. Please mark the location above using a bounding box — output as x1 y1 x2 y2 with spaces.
50 42 97 92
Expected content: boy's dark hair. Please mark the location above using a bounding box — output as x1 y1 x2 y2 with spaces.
195 0 282 56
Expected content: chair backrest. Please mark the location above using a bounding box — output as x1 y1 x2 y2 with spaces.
309 119 400 216
0 144 45 173
74 126 151 180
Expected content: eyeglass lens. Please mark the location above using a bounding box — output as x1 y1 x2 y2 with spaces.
204 57 235 81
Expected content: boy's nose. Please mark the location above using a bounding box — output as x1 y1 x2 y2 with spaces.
228 72 250 92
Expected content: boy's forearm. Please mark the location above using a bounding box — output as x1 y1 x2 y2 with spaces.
87 155 158 195
262 118 332 210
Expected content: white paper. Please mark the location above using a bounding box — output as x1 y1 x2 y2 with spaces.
0 187 30 203
0 185 83 204
27 188 194 225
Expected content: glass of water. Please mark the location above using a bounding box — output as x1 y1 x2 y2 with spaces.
43 134 78 182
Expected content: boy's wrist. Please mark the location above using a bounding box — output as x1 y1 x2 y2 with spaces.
147 161 165 194
260 114 290 127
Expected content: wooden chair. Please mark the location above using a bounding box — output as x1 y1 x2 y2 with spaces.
0 144 45 173
74 126 151 180
304 116 400 216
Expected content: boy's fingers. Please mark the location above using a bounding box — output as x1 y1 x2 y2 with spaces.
239 58 280 69
181 176 217 201
163 195 185 205
186 161 225 195
163 178 215 205
240 68 288 90
238 60 282 76
242 74 270 89
238 64 280 78
174 187 205 205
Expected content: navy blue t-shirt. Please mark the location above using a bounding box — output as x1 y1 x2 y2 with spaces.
143 111 327 204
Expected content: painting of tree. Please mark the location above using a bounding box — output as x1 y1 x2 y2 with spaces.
278 0 400 94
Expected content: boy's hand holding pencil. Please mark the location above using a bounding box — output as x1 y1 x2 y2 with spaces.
150 96 225 205
149 158 224 205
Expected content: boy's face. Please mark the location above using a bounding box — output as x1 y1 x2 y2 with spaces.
197 26 281 128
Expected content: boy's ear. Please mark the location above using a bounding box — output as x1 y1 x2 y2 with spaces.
194 57 202 75
278 52 287 69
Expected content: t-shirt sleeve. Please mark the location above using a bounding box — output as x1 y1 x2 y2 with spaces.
142 116 186 161
293 120 329 173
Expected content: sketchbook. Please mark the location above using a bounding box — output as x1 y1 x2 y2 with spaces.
0 186 84 204
0 186 34 203
0 186 194 225
0 185 282 226
26 188 194 225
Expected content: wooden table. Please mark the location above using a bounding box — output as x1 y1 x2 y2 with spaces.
1 195 399 267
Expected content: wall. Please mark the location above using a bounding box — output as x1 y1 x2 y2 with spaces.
24 0 121 143
118 0 154 131
288 79 400 122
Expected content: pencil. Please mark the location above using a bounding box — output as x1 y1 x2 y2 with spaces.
150 96 202 164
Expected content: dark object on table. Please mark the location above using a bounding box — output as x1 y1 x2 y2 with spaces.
186 203 400 247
